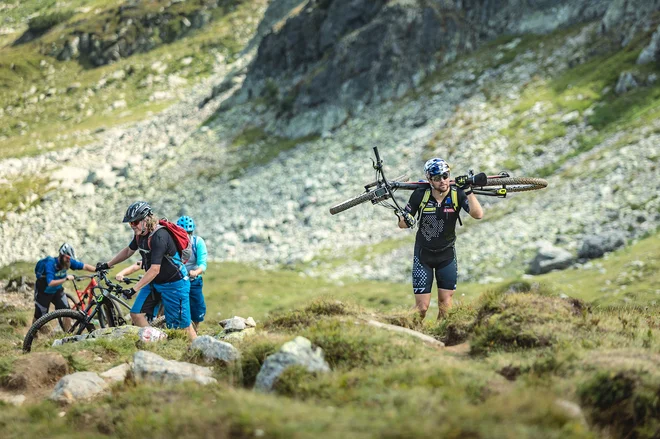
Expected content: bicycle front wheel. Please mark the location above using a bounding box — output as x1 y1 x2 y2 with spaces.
329 190 379 215
23 309 94 353
480 177 548 192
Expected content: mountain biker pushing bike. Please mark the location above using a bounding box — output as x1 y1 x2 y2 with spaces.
397 158 484 320
33 243 96 324
177 215 207 330
96 201 196 340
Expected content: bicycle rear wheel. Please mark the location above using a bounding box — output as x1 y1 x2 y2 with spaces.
23 309 94 353
479 176 547 192
329 190 379 215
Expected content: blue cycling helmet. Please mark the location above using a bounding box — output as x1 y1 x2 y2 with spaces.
176 215 195 232
423 158 451 177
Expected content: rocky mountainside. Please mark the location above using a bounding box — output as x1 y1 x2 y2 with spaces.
234 0 621 137
0 0 658 285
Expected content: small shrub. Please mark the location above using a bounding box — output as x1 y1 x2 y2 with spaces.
265 298 355 331
263 79 279 106
579 370 660 439
271 365 317 397
240 339 279 387
301 319 422 370
427 304 476 346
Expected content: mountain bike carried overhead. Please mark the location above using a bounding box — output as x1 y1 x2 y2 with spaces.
23 270 139 353
329 147 548 222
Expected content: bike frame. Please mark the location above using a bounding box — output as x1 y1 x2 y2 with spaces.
367 147 511 207
70 276 98 316
68 271 133 335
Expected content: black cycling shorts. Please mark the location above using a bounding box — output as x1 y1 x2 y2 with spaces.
412 245 458 294
34 287 69 319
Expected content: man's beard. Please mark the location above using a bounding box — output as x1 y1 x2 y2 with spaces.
59 256 71 270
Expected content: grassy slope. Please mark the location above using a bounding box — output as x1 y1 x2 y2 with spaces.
0 0 265 159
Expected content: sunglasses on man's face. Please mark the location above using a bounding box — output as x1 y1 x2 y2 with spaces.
129 219 142 226
430 173 450 182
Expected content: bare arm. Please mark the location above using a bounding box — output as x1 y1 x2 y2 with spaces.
107 247 136 268
48 275 74 287
467 193 484 220
115 261 142 281
131 264 160 292
82 264 96 272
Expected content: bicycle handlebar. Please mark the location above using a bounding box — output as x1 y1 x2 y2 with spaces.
373 147 381 163
121 277 140 284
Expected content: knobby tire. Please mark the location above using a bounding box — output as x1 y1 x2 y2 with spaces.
329 190 379 215
23 309 93 353
481 177 547 192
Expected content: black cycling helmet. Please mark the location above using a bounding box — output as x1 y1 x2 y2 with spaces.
123 201 152 223
58 243 76 259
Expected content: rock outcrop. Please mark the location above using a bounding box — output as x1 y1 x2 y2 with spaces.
236 0 625 136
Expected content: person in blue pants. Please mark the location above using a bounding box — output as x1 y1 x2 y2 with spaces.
97 201 196 341
176 216 207 330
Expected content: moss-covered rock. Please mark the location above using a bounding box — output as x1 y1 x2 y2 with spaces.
470 291 586 355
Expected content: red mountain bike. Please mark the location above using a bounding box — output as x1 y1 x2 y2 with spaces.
66 275 138 315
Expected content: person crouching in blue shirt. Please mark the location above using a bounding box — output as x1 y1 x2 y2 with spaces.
33 243 96 324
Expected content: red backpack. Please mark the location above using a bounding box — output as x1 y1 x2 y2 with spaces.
147 219 193 263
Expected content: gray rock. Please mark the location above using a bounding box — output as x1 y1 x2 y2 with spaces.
131 350 217 385
637 25 660 64
50 372 108 403
615 71 638 94
254 336 330 392
219 316 249 332
90 326 140 339
191 335 240 363
578 233 626 259
528 241 575 275
100 363 131 383
219 327 256 342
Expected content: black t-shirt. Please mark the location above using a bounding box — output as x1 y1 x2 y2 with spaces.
129 228 183 284
405 186 470 251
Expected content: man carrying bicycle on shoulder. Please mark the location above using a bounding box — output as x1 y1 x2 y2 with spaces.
96 201 196 341
397 158 484 320
33 243 96 324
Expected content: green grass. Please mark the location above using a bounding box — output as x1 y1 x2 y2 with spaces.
533 233 660 307
0 0 267 160
0 175 50 215
1 232 660 437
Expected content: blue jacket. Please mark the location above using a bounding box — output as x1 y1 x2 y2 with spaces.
37 256 84 294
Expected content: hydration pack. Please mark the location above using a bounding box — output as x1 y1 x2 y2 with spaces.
417 186 462 226
34 256 54 279
148 219 192 263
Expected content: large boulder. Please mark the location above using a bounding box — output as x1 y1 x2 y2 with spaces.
254 336 331 392
100 363 131 383
50 372 108 403
578 233 625 259
131 350 217 385
191 336 241 363
528 241 575 275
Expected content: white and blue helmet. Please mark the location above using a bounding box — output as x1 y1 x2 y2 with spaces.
58 243 76 259
424 158 451 177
